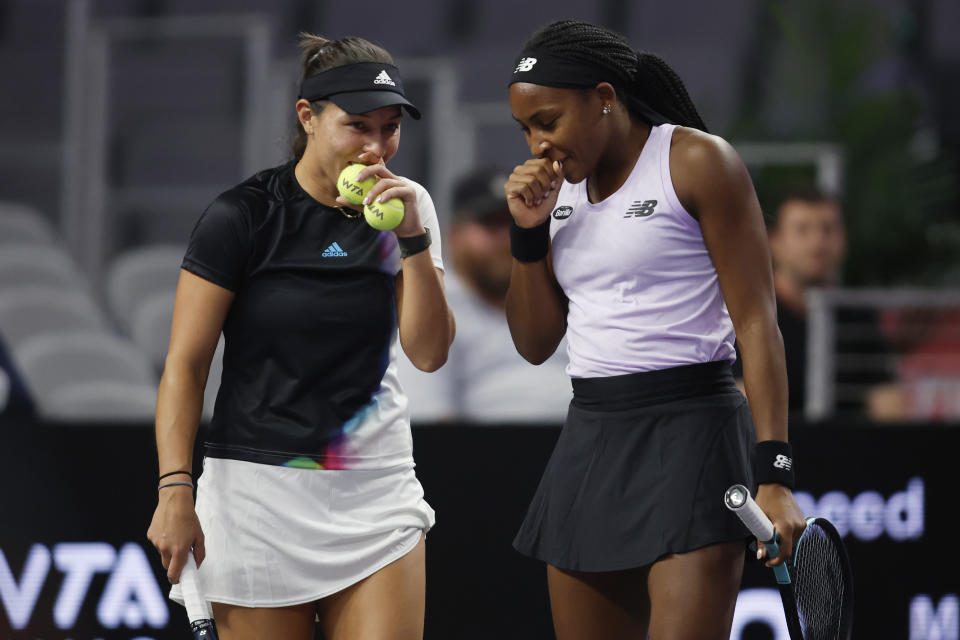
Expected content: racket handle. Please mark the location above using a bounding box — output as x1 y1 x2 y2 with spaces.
180 553 213 623
725 485 774 540
190 618 219 639
724 484 791 585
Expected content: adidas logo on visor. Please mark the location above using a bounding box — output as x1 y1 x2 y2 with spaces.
373 70 396 86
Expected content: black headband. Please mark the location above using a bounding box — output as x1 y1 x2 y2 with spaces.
509 50 670 126
509 51 613 89
300 61 421 120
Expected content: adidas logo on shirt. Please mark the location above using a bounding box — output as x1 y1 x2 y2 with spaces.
373 70 396 86
322 242 348 257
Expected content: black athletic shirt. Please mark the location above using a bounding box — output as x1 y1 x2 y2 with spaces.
182 161 443 469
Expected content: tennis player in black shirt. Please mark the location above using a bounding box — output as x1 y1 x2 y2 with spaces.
147 34 454 640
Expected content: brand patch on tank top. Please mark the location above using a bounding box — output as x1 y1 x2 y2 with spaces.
623 199 658 218
552 205 573 220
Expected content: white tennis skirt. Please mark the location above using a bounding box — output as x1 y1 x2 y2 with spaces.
170 457 435 608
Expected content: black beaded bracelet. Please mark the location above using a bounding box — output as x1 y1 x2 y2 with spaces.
398 228 432 259
754 440 795 489
509 219 550 263
158 470 192 481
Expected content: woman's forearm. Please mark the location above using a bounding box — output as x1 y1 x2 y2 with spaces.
154 364 208 474
505 259 567 365
397 252 454 372
737 320 790 442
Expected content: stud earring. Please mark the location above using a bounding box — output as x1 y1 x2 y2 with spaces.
602 105 612 115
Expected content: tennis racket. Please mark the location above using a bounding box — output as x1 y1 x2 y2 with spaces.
724 484 854 640
180 553 219 639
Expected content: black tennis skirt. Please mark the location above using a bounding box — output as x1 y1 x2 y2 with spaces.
513 361 755 572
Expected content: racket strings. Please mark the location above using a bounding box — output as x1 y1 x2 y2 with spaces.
792 523 850 640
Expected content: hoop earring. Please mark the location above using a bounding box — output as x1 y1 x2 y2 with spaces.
602 105 612 115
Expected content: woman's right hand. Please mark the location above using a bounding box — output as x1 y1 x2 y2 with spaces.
504 158 564 228
147 486 205 584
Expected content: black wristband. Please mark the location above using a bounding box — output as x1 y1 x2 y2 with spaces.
398 228 432 259
510 219 550 262
158 470 192 481
754 441 795 489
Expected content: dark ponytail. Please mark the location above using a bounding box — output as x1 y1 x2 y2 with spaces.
521 20 708 132
292 33 395 160
633 52 707 132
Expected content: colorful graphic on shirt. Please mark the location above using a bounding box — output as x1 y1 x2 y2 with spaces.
325 399 380 468
283 457 325 469
280 396 381 470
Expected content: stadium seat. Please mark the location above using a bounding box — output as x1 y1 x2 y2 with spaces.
129 290 176 369
105 244 184 332
12 332 157 416
0 246 87 291
0 287 108 346
0 202 56 245
42 380 157 423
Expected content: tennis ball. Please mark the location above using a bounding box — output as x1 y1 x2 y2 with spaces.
337 164 375 205
364 197 405 231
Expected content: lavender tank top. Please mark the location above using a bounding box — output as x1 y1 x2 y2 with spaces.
549 123 736 378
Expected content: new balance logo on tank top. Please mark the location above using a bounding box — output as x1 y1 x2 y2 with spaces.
549 124 736 378
181 162 443 469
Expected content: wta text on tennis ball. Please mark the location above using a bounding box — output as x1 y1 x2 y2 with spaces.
364 197 405 231
337 164 375 205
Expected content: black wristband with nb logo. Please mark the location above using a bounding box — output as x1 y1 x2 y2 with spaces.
509 219 550 263
754 440 795 489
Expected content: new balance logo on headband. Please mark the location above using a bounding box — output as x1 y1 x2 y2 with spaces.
515 57 537 73
373 70 396 86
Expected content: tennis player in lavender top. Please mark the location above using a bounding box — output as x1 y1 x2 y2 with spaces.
147 34 453 640
504 21 806 639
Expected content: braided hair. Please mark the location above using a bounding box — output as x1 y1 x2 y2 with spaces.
291 33 395 160
521 20 708 132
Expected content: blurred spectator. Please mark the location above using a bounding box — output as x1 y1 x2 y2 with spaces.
882 308 960 420
398 167 570 423
736 186 902 419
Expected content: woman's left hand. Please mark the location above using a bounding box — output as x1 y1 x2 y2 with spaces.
334 153 424 237
754 483 807 567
